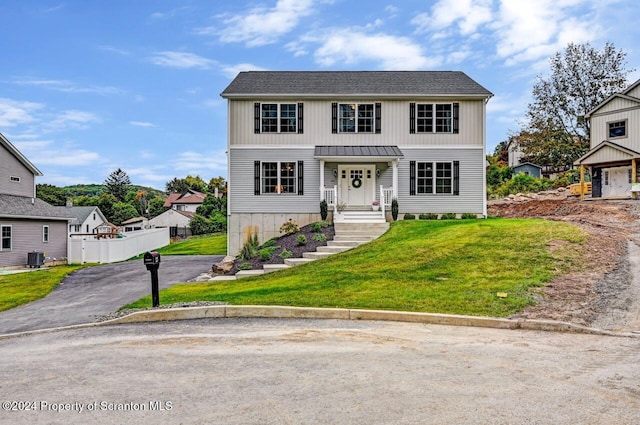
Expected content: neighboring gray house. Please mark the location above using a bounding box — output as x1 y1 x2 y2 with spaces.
513 162 542 178
574 78 640 198
0 133 71 268
221 71 493 255
55 205 109 236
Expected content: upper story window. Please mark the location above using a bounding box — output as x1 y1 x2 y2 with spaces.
10 176 20 182
332 103 381 134
255 103 303 134
410 103 459 134
608 120 627 139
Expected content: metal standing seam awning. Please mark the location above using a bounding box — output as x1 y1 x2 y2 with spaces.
313 145 404 162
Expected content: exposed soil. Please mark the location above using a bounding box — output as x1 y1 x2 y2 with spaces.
489 191 640 331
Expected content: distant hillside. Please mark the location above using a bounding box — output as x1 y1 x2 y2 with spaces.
63 184 165 199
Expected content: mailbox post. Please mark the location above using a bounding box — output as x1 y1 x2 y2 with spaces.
143 251 161 307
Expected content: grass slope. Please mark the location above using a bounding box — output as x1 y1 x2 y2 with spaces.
125 219 586 317
153 233 227 255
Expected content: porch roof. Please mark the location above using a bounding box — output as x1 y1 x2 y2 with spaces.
314 145 404 162
574 140 640 166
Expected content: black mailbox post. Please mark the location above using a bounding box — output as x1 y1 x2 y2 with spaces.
143 251 161 307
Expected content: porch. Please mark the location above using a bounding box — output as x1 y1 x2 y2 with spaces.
321 185 394 223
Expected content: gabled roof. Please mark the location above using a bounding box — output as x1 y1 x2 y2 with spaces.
0 132 42 176
221 71 493 99
0 194 72 221
513 162 542 170
585 78 640 118
121 216 148 225
574 140 640 166
163 190 206 207
54 206 106 225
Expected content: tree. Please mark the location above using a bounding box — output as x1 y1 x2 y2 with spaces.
97 193 118 222
36 184 67 206
184 175 207 193
196 193 227 217
104 168 131 201
165 177 190 194
148 197 167 218
208 176 227 194
110 202 139 225
520 42 634 169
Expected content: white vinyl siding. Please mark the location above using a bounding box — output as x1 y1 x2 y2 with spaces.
228 99 484 147
590 106 640 152
0 143 36 197
0 220 67 267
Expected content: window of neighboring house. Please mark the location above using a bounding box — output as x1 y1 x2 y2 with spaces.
261 103 297 133
1 225 11 250
10 176 20 182
176 205 185 211
416 162 453 194
261 162 296 194
86 224 89 233
604 171 610 185
93 213 96 220
608 120 627 139
43 225 49 243
339 103 374 133
417 104 452 133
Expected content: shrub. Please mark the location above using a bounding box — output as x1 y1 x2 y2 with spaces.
391 198 399 221
238 226 259 260
403 213 416 220
237 262 252 270
320 200 328 221
260 238 277 248
419 213 438 220
259 246 280 261
278 249 293 259
296 234 307 245
311 220 330 232
279 219 300 235
312 233 327 242
440 213 457 220
461 213 478 219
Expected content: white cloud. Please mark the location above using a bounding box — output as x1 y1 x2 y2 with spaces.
312 29 440 70
13 138 101 166
129 121 156 128
220 63 268 78
213 0 315 47
44 110 100 132
150 51 217 70
12 77 124 95
175 151 227 175
412 0 493 35
0 98 42 127
99 45 131 56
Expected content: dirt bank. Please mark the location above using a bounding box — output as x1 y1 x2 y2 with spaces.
488 193 640 331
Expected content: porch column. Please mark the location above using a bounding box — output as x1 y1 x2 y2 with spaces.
580 164 585 201
392 159 399 200
319 160 325 200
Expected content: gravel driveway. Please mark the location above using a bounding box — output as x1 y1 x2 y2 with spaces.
0 255 222 334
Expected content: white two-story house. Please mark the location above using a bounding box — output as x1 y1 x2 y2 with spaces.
221 71 493 255
575 78 640 198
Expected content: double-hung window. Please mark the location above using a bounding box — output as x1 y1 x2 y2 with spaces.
332 103 381 133
43 225 49 243
261 162 297 194
1 225 11 250
256 103 301 133
608 120 627 139
411 103 459 134
411 161 459 195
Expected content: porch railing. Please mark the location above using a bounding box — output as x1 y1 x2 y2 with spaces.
381 187 393 207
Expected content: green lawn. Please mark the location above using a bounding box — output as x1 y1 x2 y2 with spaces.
153 233 227 255
0 265 86 312
125 218 587 317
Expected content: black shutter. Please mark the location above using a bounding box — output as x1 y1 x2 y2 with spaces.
254 161 261 195
375 102 381 134
297 161 304 196
452 102 459 134
409 161 416 196
331 102 338 134
409 102 416 134
297 103 304 134
453 161 460 195
254 103 260 134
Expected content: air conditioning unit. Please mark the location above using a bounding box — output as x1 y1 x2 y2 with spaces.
27 251 45 268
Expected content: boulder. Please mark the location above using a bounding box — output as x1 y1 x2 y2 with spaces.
212 255 235 274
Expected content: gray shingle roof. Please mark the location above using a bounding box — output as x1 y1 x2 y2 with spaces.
314 145 404 158
221 71 492 98
53 206 101 225
0 194 72 220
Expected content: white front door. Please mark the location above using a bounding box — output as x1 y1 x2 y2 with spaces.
339 165 374 207
602 166 631 197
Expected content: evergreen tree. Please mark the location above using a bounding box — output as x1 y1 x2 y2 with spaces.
104 168 131 201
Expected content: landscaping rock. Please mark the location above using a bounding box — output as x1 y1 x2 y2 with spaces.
212 255 235 274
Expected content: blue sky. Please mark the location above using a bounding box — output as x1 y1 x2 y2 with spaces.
2 0 639 190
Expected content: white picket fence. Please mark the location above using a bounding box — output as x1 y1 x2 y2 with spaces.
68 228 170 264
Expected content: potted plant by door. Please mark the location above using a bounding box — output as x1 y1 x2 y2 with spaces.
371 200 380 211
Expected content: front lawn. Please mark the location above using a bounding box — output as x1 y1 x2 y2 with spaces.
125 219 586 317
153 233 227 255
0 265 86 312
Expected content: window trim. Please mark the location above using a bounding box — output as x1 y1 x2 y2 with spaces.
258 103 298 134
260 161 298 195
608 119 627 139
412 102 459 134
337 103 377 134
43 225 49 243
1 225 12 251
411 161 459 196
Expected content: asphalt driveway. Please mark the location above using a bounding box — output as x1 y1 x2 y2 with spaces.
0 255 222 334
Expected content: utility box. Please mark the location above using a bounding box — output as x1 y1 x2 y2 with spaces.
27 251 45 268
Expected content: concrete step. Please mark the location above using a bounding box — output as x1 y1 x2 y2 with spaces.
327 240 362 247
335 222 389 233
284 258 315 266
210 275 237 281
236 270 265 279
333 234 375 241
303 252 334 260
316 245 352 254
263 264 291 273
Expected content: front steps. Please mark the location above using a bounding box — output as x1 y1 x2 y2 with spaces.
213 221 390 281
335 210 386 224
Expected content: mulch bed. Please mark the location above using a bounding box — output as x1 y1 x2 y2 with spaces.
230 223 335 274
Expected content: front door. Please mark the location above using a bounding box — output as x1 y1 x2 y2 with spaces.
602 166 631 197
339 165 374 207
